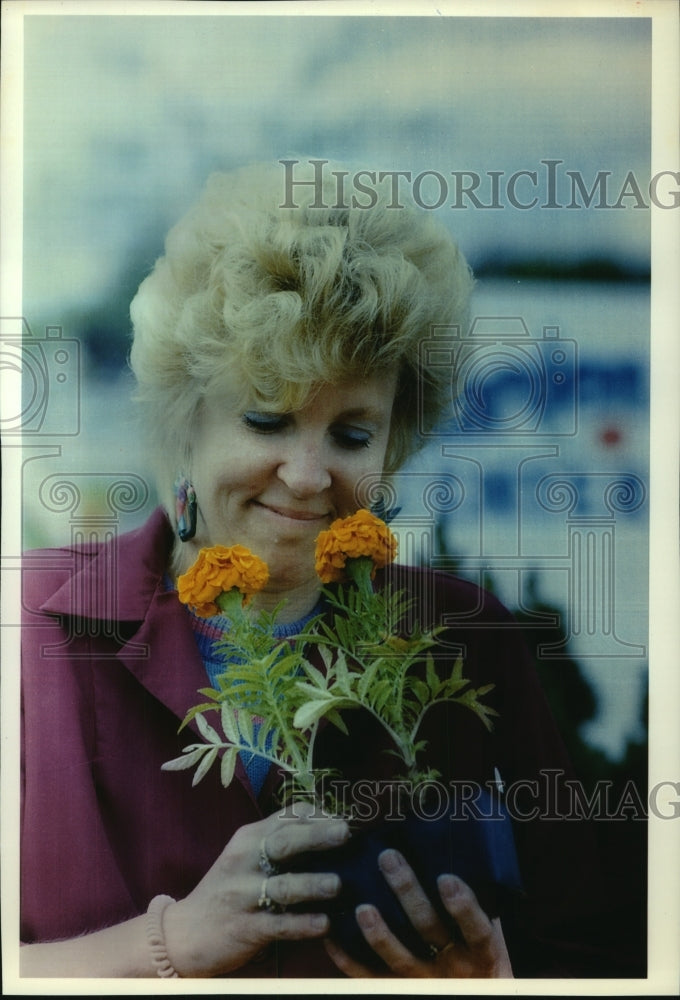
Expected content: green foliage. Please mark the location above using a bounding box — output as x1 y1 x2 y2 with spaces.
163 565 498 809
164 610 321 798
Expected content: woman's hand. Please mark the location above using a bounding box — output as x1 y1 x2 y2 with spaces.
163 804 350 977
324 848 513 978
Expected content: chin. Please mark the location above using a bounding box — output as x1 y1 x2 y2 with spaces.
267 562 314 588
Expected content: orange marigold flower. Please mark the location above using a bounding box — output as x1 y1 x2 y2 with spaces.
177 545 269 617
315 509 398 584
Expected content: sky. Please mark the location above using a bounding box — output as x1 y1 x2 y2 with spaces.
21 12 652 318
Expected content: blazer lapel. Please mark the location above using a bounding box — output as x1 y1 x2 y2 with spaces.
39 507 254 790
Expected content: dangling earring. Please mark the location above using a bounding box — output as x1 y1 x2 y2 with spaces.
174 476 197 542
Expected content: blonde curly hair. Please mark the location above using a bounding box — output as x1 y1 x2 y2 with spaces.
129 163 473 508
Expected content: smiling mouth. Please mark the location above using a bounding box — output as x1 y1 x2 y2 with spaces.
253 501 330 522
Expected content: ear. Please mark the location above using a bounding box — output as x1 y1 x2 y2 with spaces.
173 476 197 541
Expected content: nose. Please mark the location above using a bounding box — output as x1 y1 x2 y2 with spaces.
276 437 332 498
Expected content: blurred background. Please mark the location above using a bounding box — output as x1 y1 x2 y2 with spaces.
13 10 651 969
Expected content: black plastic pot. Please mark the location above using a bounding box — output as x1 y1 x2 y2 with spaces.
290 789 523 969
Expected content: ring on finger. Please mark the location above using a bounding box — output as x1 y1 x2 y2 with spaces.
258 836 279 876
428 941 455 959
257 877 273 910
257 877 285 914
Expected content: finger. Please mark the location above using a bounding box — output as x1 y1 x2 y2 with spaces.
266 871 341 908
266 799 339 824
265 817 350 864
437 875 496 956
273 800 317 821
378 849 449 949
323 936 380 979
354 904 428 978
260 910 331 941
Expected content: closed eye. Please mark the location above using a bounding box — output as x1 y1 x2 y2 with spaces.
242 411 288 434
331 426 372 450
243 412 373 449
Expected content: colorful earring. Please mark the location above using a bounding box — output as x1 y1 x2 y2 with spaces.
174 476 197 542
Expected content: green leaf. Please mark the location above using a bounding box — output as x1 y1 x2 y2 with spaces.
425 653 440 696
334 651 352 695
196 687 221 700
294 681 335 701
220 703 240 745
178 702 219 731
357 661 379 700
259 724 279 753
192 746 218 785
195 712 222 745
161 745 211 771
293 700 337 730
475 683 496 697
301 661 328 690
220 747 238 787
457 690 499 730
324 708 350 735
270 652 299 678
439 677 468 698
317 644 336 673
371 680 393 714
237 709 254 747
410 678 430 707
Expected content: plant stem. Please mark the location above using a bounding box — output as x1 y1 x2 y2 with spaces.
305 719 320 775
216 740 299 777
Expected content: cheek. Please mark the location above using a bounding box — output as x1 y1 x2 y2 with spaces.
339 452 389 506
195 443 270 498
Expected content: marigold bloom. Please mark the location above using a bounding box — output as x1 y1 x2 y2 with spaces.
177 545 269 617
315 509 398 584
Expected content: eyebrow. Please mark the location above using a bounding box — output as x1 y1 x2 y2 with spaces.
332 407 389 424
241 401 392 426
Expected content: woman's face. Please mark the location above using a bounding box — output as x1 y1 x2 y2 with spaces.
182 372 397 618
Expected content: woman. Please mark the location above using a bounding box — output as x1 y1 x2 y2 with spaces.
21 165 605 978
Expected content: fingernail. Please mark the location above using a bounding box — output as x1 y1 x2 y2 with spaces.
438 874 460 899
328 821 349 844
356 904 376 929
311 913 329 931
378 848 402 873
320 874 340 896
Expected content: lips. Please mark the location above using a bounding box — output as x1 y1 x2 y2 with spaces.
253 501 330 522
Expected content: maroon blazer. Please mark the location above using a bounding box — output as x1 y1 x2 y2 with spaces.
21 508 613 977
